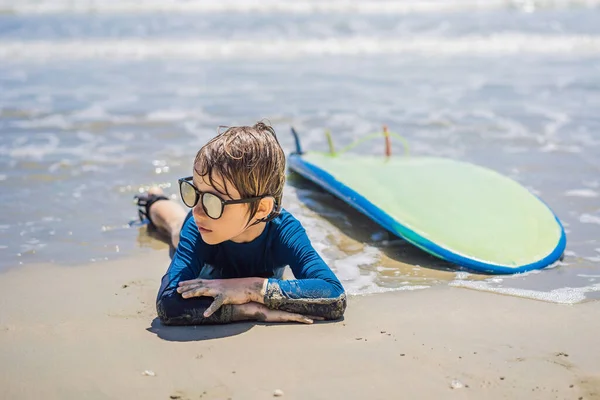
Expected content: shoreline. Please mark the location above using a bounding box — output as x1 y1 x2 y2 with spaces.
1 252 599 399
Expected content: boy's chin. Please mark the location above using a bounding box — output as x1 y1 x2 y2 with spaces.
199 231 221 245
200 232 227 246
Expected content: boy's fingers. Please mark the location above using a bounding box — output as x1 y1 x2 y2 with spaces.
177 283 203 292
203 296 225 318
178 279 205 286
307 315 325 321
177 284 196 293
296 316 314 324
182 287 219 299
181 288 205 298
282 312 313 324
265 309 317 324
177 281 212 294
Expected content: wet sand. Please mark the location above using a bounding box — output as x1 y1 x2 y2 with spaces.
1 252 599 400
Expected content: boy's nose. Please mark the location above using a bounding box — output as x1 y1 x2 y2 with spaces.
193 203 205 218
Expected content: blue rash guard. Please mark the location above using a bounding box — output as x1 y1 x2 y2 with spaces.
156 208 346 325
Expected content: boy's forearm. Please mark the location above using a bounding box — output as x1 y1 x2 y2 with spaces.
231 302 268 321
157 294 261 325
263 279 347 320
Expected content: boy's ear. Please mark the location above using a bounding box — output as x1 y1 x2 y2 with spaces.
255 196 275 220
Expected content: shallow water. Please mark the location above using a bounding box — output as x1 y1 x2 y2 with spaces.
1 0 599 303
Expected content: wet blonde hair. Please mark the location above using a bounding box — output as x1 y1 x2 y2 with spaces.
194 121 286 224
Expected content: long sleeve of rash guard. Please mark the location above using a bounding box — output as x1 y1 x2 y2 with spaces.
264 216 346 320
155 213 236 325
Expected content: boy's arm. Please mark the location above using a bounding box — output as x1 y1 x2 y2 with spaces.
265 216 347 320
160 301 318 325
156 212 318 325
156 211 236 325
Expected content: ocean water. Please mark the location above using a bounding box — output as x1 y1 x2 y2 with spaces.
1 0 599 303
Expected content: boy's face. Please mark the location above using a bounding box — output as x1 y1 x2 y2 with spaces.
191 172 257 245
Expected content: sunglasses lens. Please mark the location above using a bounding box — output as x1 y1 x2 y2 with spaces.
180 181 198 208
202 192 223 219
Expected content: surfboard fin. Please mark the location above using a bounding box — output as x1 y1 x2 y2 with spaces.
383 125 391 157
325 129 336 156
290 127 304 155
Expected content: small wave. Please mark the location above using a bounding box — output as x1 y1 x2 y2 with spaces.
2 34 599 61
71 104 125 122
584 180 600 188
580 213 600 224
450 280 600 304
565 189 599 197
146 109 208 122
1 0 599 14
12 114 72 129
539 143 583 153
0 133 61 160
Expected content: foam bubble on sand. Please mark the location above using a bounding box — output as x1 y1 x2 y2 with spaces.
333 246 380 280
584 256 600 263
580 214 600 225
565 189 599 198
0 174 6 181
454 272 471 280
450 280 600 304
395 285 430 292
347 282 429 296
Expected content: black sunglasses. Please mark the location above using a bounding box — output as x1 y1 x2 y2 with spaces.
178 176 264 219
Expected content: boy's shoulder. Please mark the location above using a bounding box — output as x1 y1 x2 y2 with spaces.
269 208 305 235
271 207 299 225
267 208 311 251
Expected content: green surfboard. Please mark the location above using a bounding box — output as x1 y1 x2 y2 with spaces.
288 134 566 274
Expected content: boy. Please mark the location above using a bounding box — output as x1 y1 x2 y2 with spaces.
136 122 346 325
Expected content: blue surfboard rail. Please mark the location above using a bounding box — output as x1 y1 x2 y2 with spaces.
287 130 566 274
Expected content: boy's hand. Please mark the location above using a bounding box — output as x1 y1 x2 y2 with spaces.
236 302 324 324
177 278 266 317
